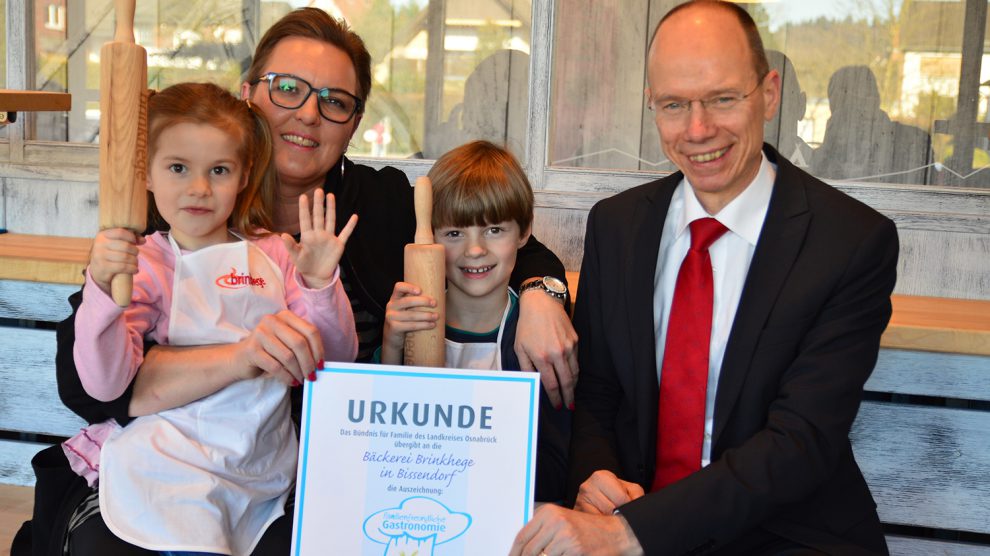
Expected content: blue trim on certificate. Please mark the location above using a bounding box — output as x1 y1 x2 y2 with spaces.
320 366 537 384
293 363 539 554
294 381 315 554
525 378 535 521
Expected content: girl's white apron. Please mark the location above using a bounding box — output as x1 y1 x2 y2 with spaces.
99 234 297 555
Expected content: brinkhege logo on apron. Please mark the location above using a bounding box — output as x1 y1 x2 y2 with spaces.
216 267 267 289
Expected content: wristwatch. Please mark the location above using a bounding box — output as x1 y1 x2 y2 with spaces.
519 276 568 302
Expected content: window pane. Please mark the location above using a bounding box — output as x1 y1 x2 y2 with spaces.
550 0 990 189
1 0 6 89
344 0 532 159
34 1 250 143
29 0 531 161
549 1 659 172
1 0 6 140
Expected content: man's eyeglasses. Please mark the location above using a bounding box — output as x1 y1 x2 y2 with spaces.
647 74 767 122
251 72 364 124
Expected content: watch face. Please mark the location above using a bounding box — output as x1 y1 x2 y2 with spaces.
543 276 567 295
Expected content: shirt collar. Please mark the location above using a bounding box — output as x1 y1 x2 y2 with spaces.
675 151 776 246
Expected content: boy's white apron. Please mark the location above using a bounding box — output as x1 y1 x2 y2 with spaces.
99 234 297 555
443 294 512 371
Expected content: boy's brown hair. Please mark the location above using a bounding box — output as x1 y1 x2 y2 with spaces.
428 141 534 233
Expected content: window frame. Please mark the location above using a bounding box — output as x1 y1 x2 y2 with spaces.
2 0 988 243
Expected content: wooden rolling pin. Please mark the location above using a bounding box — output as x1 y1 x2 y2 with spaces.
98 0 148 306
403 177 446 367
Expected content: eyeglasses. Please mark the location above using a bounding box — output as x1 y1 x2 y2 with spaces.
250 72 364 124
647 74 767 122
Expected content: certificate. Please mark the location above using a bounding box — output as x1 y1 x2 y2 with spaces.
291 362 540 556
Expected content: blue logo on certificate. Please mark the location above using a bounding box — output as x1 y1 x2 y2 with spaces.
363 496 471 555
291 363 539 555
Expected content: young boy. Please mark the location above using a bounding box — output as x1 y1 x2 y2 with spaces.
381 140 570 503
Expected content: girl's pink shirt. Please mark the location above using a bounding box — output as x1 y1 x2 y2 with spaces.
64 231 357 484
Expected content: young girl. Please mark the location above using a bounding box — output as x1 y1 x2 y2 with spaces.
63 82 358 555
380 140 570 503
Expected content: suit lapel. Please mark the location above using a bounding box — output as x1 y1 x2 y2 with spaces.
626 175 679 462
713 148 811 444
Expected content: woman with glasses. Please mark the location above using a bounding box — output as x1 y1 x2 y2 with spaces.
38 8 574 556
241 7 574 380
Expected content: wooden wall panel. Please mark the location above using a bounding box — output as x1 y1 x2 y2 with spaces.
3 173 989 299
895 228 990 299
528 200 990 301
3 176 98 236
531 206 588 272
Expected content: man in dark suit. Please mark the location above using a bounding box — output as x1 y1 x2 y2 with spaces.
510 1 897 555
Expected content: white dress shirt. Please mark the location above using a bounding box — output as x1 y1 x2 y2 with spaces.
653 153 776 467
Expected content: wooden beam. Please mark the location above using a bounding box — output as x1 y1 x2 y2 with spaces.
882 294 990 356
0 90 72 112
0 233 90 285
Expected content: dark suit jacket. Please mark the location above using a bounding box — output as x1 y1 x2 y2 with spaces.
569 145 898 555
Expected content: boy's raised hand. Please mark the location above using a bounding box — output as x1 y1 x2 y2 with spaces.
282 191 358 289
381 281 438 364
89 228 143 297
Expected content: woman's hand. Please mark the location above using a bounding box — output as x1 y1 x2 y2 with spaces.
515 287 579 410
282 191 358 289
89 228 144 296
130 310 324 415
235 309 325 386
381 281 438 364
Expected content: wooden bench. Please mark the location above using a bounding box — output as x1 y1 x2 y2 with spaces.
0 278 86 484
1 235 989 554
854 348 990 554
844 297 990 554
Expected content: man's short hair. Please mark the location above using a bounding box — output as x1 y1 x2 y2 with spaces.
651 0 770 79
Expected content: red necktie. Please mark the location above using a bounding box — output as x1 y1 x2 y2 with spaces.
652 217 729 491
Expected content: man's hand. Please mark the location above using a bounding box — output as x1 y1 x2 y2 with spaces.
509 504 644 556
574 470 646 515
515 285 579 409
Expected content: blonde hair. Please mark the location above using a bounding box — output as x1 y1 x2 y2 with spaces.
146 82 276 237
427 141 533 233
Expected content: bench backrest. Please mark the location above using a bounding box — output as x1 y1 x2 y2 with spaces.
0 281 87 484
852 348 990 553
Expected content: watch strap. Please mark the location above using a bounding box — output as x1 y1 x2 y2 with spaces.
520 277 567 300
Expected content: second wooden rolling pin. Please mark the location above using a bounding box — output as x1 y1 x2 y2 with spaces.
403 176 446 367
